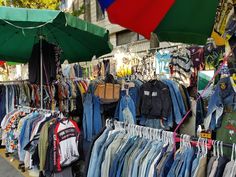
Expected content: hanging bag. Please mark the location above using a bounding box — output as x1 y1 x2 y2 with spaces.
94 74 120 103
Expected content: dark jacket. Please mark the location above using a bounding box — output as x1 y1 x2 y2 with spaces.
139 80 172 119
29 40 57 84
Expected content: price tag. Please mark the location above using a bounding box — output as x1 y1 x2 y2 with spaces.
200 132 212 139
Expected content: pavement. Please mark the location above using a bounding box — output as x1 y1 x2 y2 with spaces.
0 156 24 177
0 149 30 177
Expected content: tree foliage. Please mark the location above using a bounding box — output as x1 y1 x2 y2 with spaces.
0 0 60 10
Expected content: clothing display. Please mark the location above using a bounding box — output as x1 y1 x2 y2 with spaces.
0 79 88 123
169 47 194 87
86 120 235 177
204 76 236 130
214 0 236 40
0 107 81 176
2 42 236 177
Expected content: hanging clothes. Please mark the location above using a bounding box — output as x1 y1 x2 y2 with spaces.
29 40 58 84
1 108 81 176
86 121 218 177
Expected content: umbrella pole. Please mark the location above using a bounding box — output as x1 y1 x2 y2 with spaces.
40 36 43 109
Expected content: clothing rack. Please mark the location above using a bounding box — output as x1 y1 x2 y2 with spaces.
15 105 60 114
0 79 29 84
98 45 183 60
136 44 181 54
107 119 234 150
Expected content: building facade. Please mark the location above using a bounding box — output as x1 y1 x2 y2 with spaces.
61 0 153 55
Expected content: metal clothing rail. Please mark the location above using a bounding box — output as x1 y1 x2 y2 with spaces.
107 119 234 150
0 79 29 84
98 45 183 60
15 105 60 114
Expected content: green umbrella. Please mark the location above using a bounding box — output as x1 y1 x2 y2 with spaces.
154 0 219 45
0 6 112 63
0 6 113 108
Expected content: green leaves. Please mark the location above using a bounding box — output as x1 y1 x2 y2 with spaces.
0 0 60 10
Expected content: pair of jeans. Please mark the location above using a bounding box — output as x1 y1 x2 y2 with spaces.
83 94 93 141
87 128 110 177
93 95 102 135
140 118 162 129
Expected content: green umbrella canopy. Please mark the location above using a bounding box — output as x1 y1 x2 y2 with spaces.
155 0 219 45
0 6 113 63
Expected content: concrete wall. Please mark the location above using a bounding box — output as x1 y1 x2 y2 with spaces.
72 0 151 53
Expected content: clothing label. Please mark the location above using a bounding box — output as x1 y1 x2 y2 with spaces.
220 82 227 90
152 92 157 96
200 132 212 139
144 91 150 96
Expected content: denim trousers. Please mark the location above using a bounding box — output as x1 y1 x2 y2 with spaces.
83 94 93 141
93 95 102 135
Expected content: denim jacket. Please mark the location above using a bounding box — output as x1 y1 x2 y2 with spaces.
205 77 236 130
162 80 186 126
118 95 136 123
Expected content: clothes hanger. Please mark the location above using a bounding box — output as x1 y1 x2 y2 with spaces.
217 141 220 160
220 141 224 157
196 138 201 158
231 143 235 162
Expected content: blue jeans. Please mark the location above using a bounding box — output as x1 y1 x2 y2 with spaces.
93 95 102 135
87 128 110 177
140 118 162 129
83 94 93 141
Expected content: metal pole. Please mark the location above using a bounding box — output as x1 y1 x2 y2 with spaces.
40 36 43 109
